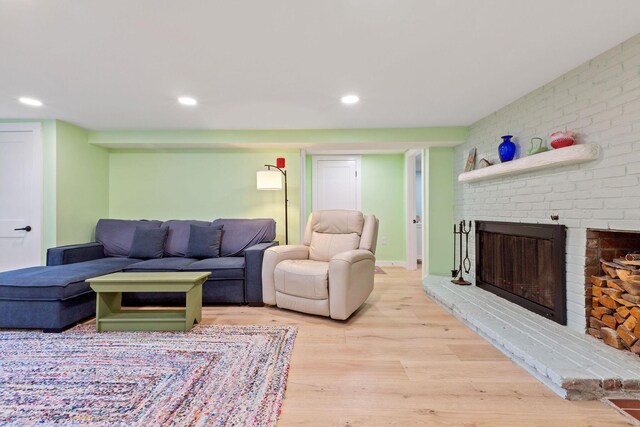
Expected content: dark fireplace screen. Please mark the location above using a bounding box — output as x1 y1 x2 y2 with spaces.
475 221 566 325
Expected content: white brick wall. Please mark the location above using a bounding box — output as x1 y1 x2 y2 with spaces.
454 34 640 333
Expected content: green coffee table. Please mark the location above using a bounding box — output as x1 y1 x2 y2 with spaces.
87 271 211 332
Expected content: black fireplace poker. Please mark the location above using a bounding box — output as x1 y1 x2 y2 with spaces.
451 220 472 286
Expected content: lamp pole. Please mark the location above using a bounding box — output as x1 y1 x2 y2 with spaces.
265 164 288 244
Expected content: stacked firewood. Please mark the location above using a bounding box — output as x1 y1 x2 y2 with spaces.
589 255 640 353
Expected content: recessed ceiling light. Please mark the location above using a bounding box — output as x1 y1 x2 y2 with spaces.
19 97 43 107
341 95 359 104
178 96 197 106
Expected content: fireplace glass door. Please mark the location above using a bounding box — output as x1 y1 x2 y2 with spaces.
476 221 566 325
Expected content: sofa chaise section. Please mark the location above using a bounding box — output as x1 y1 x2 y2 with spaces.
0 257 141 331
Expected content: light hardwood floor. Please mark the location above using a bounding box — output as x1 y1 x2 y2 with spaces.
200 267 630 426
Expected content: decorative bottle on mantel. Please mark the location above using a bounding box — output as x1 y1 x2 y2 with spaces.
498 135 516 162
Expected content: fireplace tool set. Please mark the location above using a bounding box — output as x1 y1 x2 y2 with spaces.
452 220 472 285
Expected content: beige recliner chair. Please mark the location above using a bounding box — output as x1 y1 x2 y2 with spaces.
262 210 379 320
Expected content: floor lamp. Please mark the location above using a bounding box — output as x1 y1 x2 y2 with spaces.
256 158 288 244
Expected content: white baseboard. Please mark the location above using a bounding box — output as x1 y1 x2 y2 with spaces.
375 260 407 268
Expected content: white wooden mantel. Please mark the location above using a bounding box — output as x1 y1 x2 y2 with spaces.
458 143 600 183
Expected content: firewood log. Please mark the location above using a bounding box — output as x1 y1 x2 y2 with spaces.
588 328 602 339
621 280 640 296
590 317 605 329
623 315 637 332
602 314 617 329
622 293 640 305
599 295 620 310
617 306 631 318
600 327 624 349
611 295 636 307
594 307 614 317
603 265 618 278
602 288 623 298
617 325 638 348
606 279 624 291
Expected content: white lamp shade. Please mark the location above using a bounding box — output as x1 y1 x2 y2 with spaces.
257 170 282 190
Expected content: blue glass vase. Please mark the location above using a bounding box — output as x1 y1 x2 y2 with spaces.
498 135 516 162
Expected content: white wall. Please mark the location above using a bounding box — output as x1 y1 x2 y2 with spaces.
453 34 640 333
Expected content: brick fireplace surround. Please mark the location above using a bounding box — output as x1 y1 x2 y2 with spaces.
452 33 640 334
424 34 640 400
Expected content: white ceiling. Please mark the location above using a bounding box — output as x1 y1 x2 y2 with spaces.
0 1 639 131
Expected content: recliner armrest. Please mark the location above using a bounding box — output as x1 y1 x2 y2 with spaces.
46 242 105 266
328 249 376 320
261 245 310 305
244 241 279 305
330 249 375 265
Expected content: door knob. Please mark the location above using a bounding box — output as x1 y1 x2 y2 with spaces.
14 226 32 232
412 219 417 224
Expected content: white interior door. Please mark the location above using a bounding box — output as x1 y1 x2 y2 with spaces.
0 123 43 272
312 156 361 211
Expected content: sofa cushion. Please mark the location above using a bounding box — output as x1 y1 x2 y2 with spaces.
212 218 276 257
303 210 364 245
162 220 212 257
96 219 163 257
274 260 329 300
309 232 360 262
123 257 199 272
312 210 364 235
0 257 141 301
182 257 245 280
185 225 223 259
129 227 169 259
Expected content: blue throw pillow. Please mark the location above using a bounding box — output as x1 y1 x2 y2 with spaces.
128 227 169 259
185 225 223 259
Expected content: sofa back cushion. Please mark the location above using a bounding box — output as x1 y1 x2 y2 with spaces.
302 210 365 261
185 224 223 259
96 219 163 257
161 220 212 256
212 218 276 257
309 232 360 262
128 227 169 259
303 210 364 245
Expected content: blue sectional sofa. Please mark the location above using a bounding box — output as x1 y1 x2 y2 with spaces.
0 218 277 331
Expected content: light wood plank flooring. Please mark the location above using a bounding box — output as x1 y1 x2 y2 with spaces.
199 267 629 426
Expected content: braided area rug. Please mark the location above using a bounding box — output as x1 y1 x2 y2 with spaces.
0 324 297 426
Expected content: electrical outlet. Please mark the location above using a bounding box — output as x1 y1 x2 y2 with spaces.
381 236 388 245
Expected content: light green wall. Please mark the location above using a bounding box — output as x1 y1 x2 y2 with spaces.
41 121 57 254
55 121 110 245
93 127 466 262
424 147 454 276
108 149 300 244
89 127 468 146
1 119 109 260
361 154 405 262
1 123 464 265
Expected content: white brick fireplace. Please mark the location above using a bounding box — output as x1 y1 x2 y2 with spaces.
452 33 640 334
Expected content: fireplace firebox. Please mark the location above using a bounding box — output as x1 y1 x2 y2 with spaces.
475 221 566 325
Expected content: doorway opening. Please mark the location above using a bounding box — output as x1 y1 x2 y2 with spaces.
405 150 424 271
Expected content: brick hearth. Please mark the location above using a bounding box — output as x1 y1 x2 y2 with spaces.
425 275 640 400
